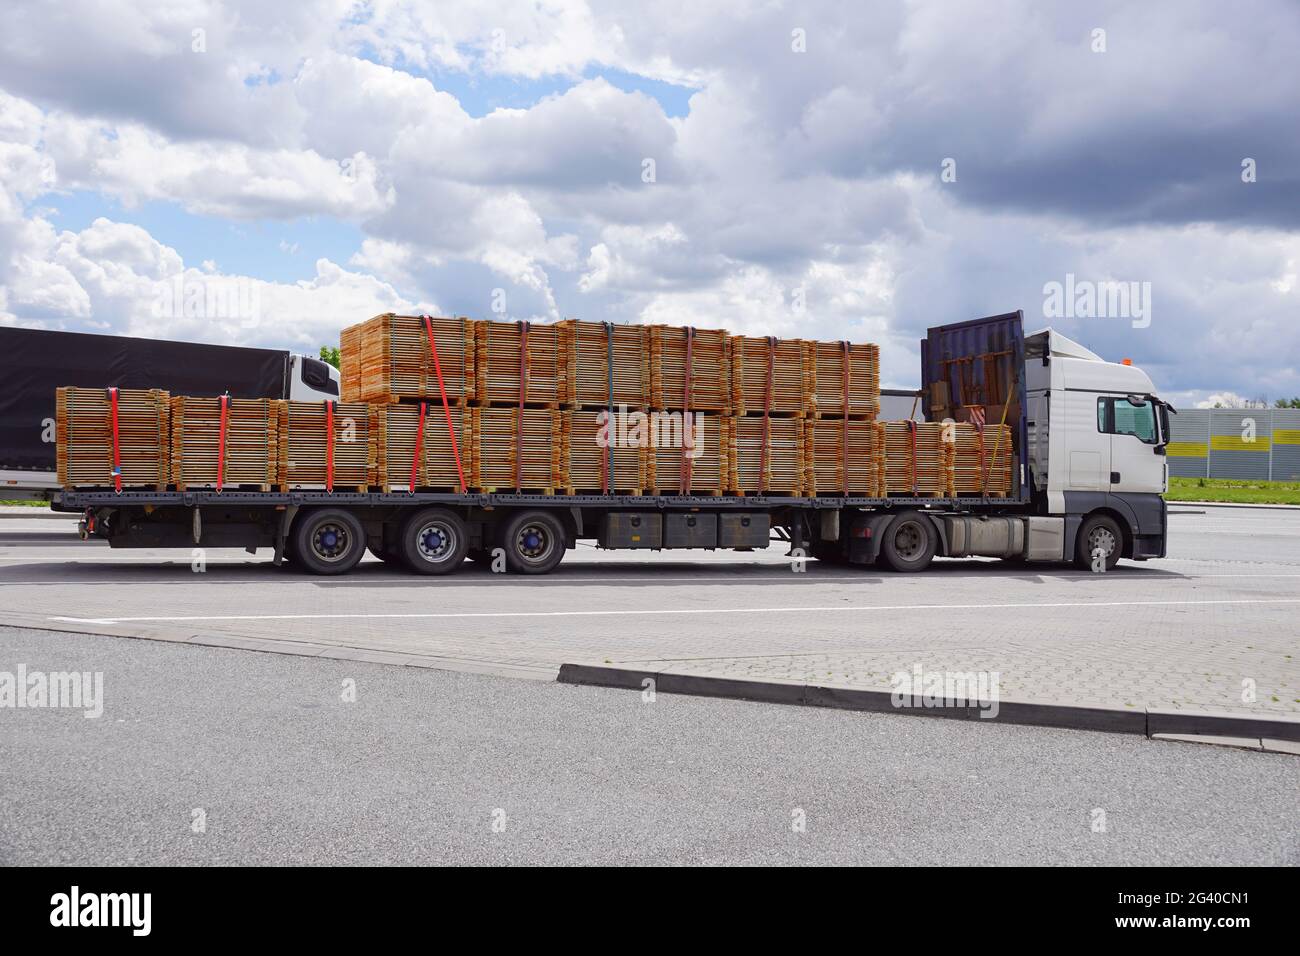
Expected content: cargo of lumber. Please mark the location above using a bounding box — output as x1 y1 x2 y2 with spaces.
56 386 170 490
730 336 809 417
728 415 805 495
562 410 647 494
472 407 562 492
170 396 279 491
278 401 374 492
561 319 650 409
374 402 472 493
339 313 476 405
950 422 1013 496
476 320 565 407
806 341 880 419
649 325 732 413
879 421 951 496
646 412 728 494
804 416 881 496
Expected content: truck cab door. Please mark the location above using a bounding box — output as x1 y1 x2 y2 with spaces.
1104 395 1164 493
1064 391 1111 491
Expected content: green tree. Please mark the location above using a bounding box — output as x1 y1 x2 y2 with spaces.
319 345 340 369
1274 397 1300 408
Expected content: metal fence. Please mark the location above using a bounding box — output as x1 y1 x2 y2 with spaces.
1167 408 1300 481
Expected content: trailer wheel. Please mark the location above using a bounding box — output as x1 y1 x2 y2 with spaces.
399 508 468 575
880 512 936 572
501 510 565 574
292 508 366 576
1075 514 1122 572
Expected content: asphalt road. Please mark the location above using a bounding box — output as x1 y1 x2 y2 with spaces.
1 625 1295 866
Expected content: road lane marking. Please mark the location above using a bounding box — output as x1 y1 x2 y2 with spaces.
49 597 1300 626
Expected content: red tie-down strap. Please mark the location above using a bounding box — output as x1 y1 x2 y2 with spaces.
409 401 427 493
216 393 230 493
422 314 467 493
514 320 531 491
976 420 986 497
107 387 122 492
760 336 775 493
325 400 335 492
907 419 918 496
679 327 695 494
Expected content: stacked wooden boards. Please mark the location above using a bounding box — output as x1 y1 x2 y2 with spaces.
340 313 477 405
806 341 880 419
728 415 805 495
476 320 565 407
471 407 563 493
879 421 950 497
374 402 472 493
650 325 731 412
561 319 650 409
562 410 647 494
804 417 882 497
56 387 170 490
951 423 1013 497
278 401 373 492
730 336 810 417
170 396 279 491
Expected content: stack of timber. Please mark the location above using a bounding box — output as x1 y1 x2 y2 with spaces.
806 341 880 419
339 313 476 405
647 412 727 495
728 415 805 496
730 335 809 417
561 319 650 409
803 416 882 497
879 421 951 497
373 402 473 493
476 320 565 408
56 386 170 490
170 396 279 491
649 325 731 413
278 401 374 492
472 407 563 493
950 422 1013 497
562 410 647 494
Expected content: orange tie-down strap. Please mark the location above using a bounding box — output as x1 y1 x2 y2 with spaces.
422 314 467 493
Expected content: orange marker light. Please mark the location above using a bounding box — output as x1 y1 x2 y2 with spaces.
1121 358 1132 366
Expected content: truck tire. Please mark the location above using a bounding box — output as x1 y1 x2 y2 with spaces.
500 510 566 575
398 508 469 575
880 512 936 573
1075 514 1122 572
291 508 366 576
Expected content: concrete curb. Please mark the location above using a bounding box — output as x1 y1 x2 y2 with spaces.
1166 500 1300 512
556 663 1300 742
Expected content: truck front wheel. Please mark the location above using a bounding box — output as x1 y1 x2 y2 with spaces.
1075 514 1122 571
292 508 366 576
880 512 936 572
399 508 469 575
501 511 566 574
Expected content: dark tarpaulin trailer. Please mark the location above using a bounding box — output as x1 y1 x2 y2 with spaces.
0 326 289 472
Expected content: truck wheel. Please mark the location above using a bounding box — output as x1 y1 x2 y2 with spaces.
399 508 468 575
292 508 366 576
880 512 936 572
501 511 565 574
1075 514 1122 571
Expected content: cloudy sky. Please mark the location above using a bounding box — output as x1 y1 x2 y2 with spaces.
1 0 1297 406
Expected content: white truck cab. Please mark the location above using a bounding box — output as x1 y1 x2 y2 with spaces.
1025 328 1170 566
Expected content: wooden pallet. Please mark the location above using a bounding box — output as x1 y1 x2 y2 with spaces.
475 319 565 407
649 325 732 413
278 401 374 492
562 410 646 494
951 422 1013 496
803 416 881 496
471 407 563 492
56 387 170 490
879 421 950 496
646 412 727 494
560 319 650 409
340 313 476 404
728 415 805 496
730 336 809 417
374 402 473 493
170 396 279 491
805 341 880 419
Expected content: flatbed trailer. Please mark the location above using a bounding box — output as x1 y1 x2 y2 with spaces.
50 311 1172 575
